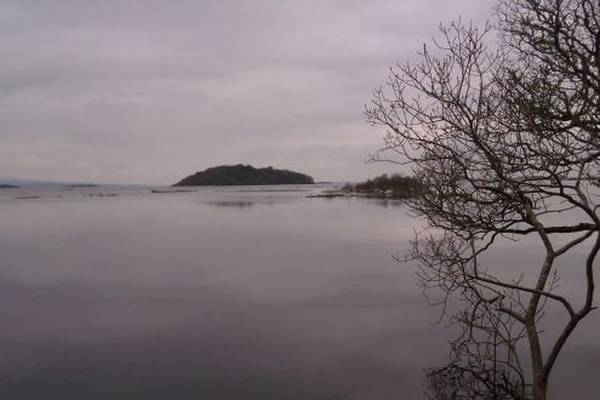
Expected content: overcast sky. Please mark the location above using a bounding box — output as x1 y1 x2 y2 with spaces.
1 0 496 184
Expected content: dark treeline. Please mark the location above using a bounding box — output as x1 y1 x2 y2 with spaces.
344 174 422 199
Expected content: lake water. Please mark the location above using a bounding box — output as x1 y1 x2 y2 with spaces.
0 185 598 399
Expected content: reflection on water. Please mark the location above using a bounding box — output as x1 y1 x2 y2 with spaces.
0 186 598 399
204 200 279 208
206 200 259 208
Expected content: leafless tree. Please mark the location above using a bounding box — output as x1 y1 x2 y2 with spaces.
365 1 600 399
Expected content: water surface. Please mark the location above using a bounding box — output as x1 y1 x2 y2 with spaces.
0 186 597 399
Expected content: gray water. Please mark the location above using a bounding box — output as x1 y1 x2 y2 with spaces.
0 186 598 399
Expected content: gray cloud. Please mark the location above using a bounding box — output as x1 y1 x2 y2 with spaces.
0 0 496 184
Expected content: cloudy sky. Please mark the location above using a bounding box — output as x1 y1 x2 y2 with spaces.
1 0 495 184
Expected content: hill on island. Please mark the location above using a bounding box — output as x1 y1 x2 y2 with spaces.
173 164 315 186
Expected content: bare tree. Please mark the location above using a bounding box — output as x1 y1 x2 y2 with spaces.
365 1 600 399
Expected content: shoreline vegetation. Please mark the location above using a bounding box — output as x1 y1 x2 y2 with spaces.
308 174 421 200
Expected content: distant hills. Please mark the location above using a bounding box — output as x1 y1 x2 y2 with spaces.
174 165 314 186
0 177 99 188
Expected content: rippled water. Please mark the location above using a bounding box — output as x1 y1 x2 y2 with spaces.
0 186 598 399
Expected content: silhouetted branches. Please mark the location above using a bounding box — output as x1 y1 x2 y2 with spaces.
366 1 600 399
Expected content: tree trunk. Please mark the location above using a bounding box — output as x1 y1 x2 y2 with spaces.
527 321 547 400
532 378 547 400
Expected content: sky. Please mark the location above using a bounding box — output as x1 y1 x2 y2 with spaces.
1 0 496 185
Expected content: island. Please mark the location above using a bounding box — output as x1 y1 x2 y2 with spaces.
347 174 422 199
0 184 19 189
308 174 422 200
173 164 315 186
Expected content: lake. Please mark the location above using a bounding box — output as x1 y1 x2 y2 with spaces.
0 185 598 399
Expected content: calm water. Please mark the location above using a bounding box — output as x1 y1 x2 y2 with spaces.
0 186 598 399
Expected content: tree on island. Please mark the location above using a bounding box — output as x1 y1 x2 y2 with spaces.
366 1 600 399
341 174 422 199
